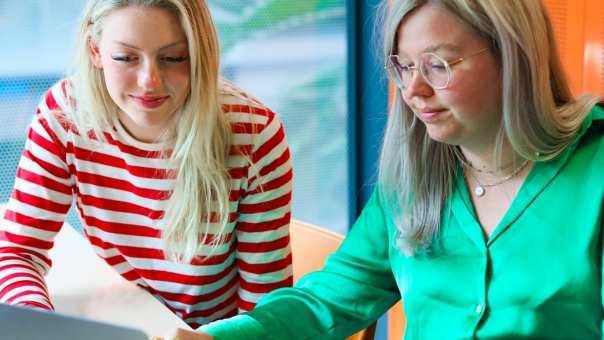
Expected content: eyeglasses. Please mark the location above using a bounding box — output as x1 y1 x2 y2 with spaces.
385 48 489 90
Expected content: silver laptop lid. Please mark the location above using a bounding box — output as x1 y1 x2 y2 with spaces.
0 302 148 340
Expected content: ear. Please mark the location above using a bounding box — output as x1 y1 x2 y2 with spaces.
88 38 103 68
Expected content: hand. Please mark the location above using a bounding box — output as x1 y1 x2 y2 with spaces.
150 328 214 340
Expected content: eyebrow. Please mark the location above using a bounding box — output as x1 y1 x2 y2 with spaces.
397 42 463 58
424 43 463 53
113 40 188 51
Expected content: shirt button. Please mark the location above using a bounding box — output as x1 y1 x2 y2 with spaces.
475 304 483 313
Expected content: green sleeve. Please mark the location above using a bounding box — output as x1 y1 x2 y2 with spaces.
590 105 604 338
601 210 604 337
201 191 400 340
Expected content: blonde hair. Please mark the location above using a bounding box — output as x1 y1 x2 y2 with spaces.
70 0 232 262
377 0 601 255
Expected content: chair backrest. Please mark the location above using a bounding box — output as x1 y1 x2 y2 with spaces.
290 219 344 281
387 301 405 340
289 219 375 340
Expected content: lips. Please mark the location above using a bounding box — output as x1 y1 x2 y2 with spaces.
417 108 447 123
130 95 169 109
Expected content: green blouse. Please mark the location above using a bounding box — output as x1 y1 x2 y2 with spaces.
202 104 604 339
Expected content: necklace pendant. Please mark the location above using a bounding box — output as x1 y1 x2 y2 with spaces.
474 185 485 197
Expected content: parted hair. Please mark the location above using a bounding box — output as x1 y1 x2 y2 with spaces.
377 0 600 255
70 0 232 262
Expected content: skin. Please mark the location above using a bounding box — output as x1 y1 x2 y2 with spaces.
159 4 533 339
397 3 532 237
88 5 191 143
150 328 213 340
397 3 504 165
89 6 207 338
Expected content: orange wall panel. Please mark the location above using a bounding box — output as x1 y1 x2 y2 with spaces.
583 0 604 97
543 0 587 95
543 0 604 97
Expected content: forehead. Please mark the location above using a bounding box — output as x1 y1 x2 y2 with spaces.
396 4 480 56
100 6 186 47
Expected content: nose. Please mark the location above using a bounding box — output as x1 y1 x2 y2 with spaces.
138 59 161 90
403 69 433 99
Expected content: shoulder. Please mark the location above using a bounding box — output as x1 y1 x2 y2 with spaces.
573 102 604 164
35 78 77 134
589 102 604 132
218 77 278 131
218 79 289 161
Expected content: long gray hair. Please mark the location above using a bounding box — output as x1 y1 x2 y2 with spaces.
377 0 600 255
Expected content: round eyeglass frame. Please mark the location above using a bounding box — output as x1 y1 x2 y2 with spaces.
385 47 490 90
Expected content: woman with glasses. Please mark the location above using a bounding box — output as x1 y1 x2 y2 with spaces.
0 0 294 330
160 0 604 339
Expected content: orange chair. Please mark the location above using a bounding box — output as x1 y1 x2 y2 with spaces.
289 219 376 340
290 219 407 340
387 301 405 340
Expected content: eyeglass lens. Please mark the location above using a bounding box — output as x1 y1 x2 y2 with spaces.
387 53 450 90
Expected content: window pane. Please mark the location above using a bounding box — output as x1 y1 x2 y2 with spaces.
209 1 350 234
0 1 82 228
0 1 350 235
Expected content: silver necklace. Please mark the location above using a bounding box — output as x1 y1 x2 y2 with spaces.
464 159 530 197
457 156 518 175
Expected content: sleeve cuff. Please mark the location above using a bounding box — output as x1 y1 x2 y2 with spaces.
198 314 266 340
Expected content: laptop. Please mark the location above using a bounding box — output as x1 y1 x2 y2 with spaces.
0 302 148 340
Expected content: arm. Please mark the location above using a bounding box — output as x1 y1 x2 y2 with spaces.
203 191 400 339
0 86 73 310
235 111 293 312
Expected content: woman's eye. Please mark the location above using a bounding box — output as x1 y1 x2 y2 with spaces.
430 63 447 71
162 56 188 63
111 56 135 62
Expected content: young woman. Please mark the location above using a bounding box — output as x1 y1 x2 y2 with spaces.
163 0 604 339
0 0 293 329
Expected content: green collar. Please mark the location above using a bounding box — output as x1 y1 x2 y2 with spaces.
451 103 603 247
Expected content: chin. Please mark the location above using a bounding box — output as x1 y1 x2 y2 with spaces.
427 136 455 146
425 129 460 145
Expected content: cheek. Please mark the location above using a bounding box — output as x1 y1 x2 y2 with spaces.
174 72 190 90
445 71 501 114
447 72 480 99
401 92 415 109
175 65 191 86
168 67 191 95
102 65 134 95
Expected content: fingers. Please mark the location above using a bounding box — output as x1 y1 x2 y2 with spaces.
174 328 214 339
150 334 177 340
150 328 213 340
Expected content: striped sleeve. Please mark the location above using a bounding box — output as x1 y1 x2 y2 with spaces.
0 85 73 310
235 110 293 312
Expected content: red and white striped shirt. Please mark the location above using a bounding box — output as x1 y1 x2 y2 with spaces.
0 79 293 328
